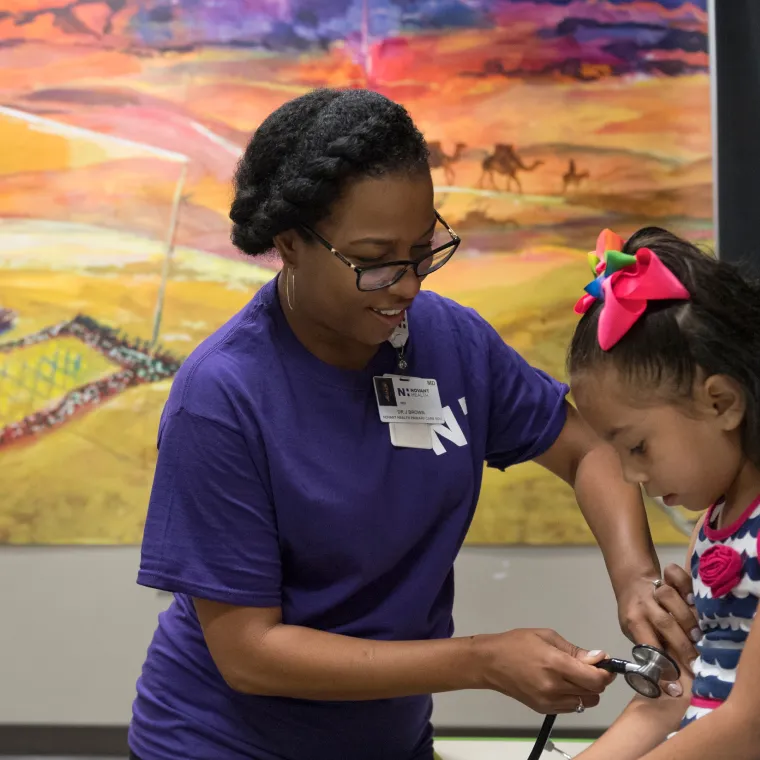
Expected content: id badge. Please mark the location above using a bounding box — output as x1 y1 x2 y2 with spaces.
389 422 433 450
373 375 444 425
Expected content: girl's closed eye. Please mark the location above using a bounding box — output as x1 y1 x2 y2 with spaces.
630 441 647 456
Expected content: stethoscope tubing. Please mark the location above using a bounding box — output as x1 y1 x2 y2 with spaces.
526 714 557 760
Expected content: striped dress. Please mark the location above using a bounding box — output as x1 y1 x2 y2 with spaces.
681 497 760 729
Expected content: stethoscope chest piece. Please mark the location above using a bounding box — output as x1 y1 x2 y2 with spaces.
624 644 681 698
529 644 681 758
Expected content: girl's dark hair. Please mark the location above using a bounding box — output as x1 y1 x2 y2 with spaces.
568 226 760 464
229 88 429 256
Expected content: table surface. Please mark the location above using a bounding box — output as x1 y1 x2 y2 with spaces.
434 738 592 759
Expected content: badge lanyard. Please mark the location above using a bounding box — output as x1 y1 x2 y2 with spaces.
374 315 444 449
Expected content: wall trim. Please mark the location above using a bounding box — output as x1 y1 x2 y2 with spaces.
0 724 602 755
0 726 128 756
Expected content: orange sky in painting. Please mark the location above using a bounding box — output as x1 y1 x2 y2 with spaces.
0 0 711 263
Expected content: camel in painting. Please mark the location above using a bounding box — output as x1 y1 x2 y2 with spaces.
427 141 467 185
478 144 543 193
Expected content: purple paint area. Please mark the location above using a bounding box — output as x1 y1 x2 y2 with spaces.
508 0 704 7
0 0 708 78
116 0 709 73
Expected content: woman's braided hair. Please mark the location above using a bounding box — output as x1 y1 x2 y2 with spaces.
229 88 430 256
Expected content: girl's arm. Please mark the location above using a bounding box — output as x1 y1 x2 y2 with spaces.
626 617 760 760
572 690 690 760
574 516 703 760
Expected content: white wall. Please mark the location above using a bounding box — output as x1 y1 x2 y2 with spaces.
0 544 685 730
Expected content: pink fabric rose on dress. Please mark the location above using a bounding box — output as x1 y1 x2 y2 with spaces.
698 545 743 598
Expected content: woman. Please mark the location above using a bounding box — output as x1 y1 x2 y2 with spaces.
129 88 696 760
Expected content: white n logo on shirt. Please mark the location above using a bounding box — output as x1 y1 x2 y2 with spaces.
431 397 469 456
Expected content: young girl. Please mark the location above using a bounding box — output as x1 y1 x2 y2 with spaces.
567 227 760 760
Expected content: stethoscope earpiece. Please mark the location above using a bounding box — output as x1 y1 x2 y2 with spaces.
528 645 681 759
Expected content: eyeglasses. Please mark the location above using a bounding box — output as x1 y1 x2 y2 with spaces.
301 211 461 291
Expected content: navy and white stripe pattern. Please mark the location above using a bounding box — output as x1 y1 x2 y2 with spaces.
679 498 760 729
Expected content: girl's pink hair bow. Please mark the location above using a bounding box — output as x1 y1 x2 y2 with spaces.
574 229 691 350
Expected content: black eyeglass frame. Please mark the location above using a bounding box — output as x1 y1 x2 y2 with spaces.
300 211 461 292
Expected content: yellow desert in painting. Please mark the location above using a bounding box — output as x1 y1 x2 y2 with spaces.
0 0 710 544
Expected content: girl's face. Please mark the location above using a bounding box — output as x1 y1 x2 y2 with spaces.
571 367 747 513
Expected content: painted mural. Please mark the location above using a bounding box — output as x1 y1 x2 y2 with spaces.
0 0 710 544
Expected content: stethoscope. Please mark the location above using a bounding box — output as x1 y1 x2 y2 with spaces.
526 644 680 759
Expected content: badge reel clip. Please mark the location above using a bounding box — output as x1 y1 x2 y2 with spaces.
528 645 680 760
388 315 409 372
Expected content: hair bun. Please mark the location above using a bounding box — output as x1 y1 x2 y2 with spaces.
229 88 428 257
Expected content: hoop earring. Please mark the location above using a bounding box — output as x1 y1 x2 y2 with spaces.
286 267 296 311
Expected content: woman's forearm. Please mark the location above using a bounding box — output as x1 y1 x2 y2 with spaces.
534 406 659 593
573 444 659 592
225 622 484 700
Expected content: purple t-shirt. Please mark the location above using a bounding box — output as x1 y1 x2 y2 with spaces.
129 277 568 760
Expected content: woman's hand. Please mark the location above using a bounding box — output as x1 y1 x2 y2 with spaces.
616 563 699 672
475 628 614 714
